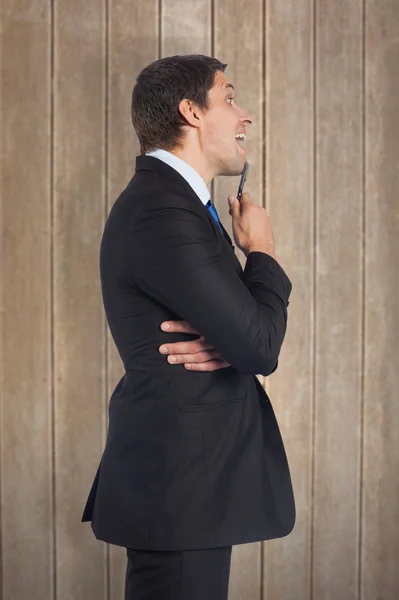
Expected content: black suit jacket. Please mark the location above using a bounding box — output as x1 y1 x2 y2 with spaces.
81 155 296 550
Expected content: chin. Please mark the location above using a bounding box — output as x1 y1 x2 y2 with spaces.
218 155 245 177
235 149 247 166
233 155 246 175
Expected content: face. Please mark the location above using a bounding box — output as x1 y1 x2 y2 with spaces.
199 71 252 176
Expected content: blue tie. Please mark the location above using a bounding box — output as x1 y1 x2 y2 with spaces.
206 199 223 233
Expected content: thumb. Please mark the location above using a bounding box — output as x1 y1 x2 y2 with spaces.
228 196 239 216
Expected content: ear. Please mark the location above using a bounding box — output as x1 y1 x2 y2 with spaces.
178 98 201 128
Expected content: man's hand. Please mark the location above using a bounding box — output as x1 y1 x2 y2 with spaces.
159 320 231 371
228 192 277 260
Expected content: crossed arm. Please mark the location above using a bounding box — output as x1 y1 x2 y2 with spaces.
158 319 231 371
131 199 290 376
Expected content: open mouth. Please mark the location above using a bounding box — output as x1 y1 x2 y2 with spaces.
235 133 246 154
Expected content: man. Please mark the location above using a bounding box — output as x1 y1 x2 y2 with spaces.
82 54 295 600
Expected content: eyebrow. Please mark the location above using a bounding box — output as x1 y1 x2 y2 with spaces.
224 83 235 92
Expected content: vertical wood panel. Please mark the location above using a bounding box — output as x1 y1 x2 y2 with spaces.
362 1 399 598
162 0 211 55
0 2 53 599
263 1 314 599
214 0 264 269
313 1 363 598
53 0 107 598
107 2 159 598
1 3 399 599
213 1 264 598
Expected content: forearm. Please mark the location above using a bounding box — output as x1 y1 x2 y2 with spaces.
241 251 291 375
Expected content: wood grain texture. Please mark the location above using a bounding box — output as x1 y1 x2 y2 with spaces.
53 0 107 598
162 0 211 56
262 2 314 599
362 1 399 598
213 0 265 267
313 1 364 598
213 1 264 598
0 1 53 598
1 2 399 599
107 1 159 598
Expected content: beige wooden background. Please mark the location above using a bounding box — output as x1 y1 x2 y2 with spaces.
1 0 398 599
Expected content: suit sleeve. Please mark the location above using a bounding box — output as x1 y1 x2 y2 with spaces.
129 200 292 376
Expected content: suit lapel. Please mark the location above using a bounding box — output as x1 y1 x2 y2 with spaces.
219 221 234 249
135 155 241 269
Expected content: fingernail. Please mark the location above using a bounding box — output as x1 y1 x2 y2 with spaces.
160 346 167 354
228 196 235 204
161 323 170 330
169 356 176 363
185 363 191 369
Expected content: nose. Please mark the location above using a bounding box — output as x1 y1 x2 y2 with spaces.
240 109 252 127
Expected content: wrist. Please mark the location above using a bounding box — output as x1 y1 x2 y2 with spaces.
246 246 276 260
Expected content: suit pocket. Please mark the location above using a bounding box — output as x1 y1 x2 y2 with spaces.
179 397 246 413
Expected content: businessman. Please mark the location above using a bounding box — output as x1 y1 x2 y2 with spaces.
82 54 296 600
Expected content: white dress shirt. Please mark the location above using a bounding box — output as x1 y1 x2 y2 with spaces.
146 148 211 206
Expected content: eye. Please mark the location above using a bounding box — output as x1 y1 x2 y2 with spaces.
227 97 234 105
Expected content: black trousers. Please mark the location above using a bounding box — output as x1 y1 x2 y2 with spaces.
125 546 232 600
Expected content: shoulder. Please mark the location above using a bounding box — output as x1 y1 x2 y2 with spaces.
111 176 206 220
103 175 214 245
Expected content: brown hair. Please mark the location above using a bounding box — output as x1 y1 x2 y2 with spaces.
131 54 228 155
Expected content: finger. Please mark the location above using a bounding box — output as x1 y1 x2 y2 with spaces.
239 192 253 205
159 338 213 356
161 320 200 335
228 196 240 217
167 350 219 364
184 359 231 371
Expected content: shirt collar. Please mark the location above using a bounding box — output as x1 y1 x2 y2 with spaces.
146 148 211 206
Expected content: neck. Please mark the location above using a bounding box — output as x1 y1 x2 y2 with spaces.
166 147 216 186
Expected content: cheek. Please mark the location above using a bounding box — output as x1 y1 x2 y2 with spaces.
203 123 222 145
208 116 234 144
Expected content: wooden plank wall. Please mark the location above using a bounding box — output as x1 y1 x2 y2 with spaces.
1 1 398 599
